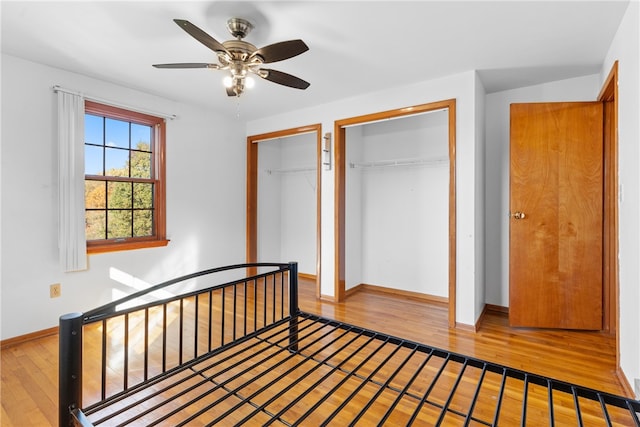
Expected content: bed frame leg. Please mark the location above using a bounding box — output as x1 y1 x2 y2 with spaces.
288 262 299 352
59 312 83 427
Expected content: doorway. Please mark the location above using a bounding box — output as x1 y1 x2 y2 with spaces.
335 99 457 327
247 124 322 296
507 61 619 362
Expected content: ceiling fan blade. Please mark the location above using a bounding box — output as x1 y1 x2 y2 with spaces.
251 40 309 63
259 69 310 90
173 19 229 55
153 63 219 69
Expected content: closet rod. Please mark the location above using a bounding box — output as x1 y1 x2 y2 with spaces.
350 158 448 169
266 166 317 175
52 85 177 120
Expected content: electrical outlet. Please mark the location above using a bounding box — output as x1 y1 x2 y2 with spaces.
50 283 61 298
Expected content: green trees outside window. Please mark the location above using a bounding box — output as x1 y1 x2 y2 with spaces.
85 141 154 240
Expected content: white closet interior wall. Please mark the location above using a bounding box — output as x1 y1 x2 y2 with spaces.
345 110 449 297
257 133 317 275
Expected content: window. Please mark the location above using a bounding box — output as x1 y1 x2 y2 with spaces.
84 101 168 253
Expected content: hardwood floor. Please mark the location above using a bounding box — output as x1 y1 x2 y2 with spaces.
0 278 628 426
297 280 624 396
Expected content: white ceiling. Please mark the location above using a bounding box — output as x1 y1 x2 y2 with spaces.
1 1 630 121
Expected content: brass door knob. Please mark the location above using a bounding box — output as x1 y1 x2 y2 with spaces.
512 211 526 220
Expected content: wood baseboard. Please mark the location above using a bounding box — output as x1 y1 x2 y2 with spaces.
485 304 509 315
1 326 58 350
474 304 509 332
616 367 636 398
319 294 337 303
298 273 316 281
344 285 360 298
472 306 488 332
345 283 448 305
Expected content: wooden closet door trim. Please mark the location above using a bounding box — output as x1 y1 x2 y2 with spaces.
334 99 457 328
598 61 618 336
246 124 322 291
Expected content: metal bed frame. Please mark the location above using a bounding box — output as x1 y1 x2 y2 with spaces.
60 262 640 426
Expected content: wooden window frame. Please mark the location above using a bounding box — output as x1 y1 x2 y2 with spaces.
84 101 169 254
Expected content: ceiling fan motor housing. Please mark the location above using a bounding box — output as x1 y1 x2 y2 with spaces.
222 39 258 62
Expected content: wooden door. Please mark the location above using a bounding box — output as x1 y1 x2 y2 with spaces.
509 102 603 329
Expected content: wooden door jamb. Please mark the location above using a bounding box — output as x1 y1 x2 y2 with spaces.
246 124 323 297
334 99 457 328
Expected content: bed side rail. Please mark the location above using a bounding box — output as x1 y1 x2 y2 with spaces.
59 262 299 427
298 313 640 426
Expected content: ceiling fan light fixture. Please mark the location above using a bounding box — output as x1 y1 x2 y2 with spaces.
154 18 310 98
223 75 253 92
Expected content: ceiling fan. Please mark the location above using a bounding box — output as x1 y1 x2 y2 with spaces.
153 18 310 97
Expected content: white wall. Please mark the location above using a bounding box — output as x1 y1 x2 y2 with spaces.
247 70 484 326
600 0 640 394
346 112 449 297
0 54 247 339
345 127 364 290
257 133 317 275
484 73 601 307
257 141 282 263
474 72 487 316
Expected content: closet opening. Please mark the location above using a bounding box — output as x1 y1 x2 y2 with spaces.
335 100 457 327
247 124 322 297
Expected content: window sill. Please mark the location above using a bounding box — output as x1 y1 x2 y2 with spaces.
87 238 170 254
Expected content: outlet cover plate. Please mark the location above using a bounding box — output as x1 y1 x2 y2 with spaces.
50 283 61 298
